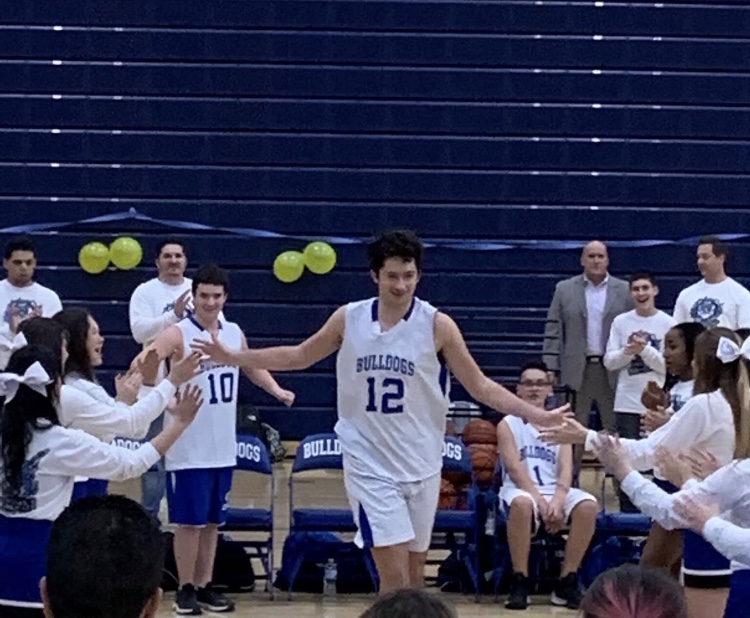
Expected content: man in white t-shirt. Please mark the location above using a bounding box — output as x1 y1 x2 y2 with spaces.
0 236 63 368
129 238 192 519
673 236 750 329
604 272 675 511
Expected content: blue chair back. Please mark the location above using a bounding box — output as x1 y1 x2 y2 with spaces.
235 433 273 474
442 436 473 475
292 432 343 473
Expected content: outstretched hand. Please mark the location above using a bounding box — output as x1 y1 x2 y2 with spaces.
531 403 573 428
539 417 588 445
654 446 692 488
592 433 633 481
168 384 205 426
674 495 721 535
190 332 238 366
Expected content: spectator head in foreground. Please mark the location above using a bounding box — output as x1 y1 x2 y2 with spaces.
358 588 457 618
579 564 688 618
42 495 164 618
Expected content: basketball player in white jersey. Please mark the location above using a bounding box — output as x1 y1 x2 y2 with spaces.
192 230 571 593
148 264 295 614
498 361 598 610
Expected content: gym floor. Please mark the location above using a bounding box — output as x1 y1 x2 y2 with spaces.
112 458 612 617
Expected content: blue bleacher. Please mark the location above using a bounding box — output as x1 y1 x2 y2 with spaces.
4 98 750 141
4 131 750 174
3 28 750 74
2 2 750 36
2 0 750 437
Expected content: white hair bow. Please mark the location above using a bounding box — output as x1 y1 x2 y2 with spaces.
0 361 52 402
716 336 750 364
0 332 28 352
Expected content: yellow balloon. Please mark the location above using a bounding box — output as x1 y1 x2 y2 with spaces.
273 251 305 283
78 242 110 275
109 236 143 270
303 241 337 275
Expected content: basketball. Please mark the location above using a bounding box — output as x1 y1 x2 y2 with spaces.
468 443 498 471
474 467 496 485
438 477 457 510
462 419 497 445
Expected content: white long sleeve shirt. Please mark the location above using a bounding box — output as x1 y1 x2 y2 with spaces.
604 310 675 414
129 277 192 345
621 461 750 572
586 390 735 479
0 424 159 520
59 377 176 443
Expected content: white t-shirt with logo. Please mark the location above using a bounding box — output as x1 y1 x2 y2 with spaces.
128 277 193 345
0 279 63 368
604 309 676 414
673 277 750 329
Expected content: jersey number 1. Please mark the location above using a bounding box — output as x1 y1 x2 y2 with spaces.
366 377 404 414
533 465 544 486
208 372 235 404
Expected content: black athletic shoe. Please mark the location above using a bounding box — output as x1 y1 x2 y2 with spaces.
196 584 235 613
505 571 531 610
174 584 202 615
552 572 584 609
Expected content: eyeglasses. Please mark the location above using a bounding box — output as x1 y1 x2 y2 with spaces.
519 380 551 388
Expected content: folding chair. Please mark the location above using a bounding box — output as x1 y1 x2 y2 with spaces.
223 434 275 598
286 433 379 598
595 473 652 538
571 473 653 586
491 458 585 601
430 436 482 597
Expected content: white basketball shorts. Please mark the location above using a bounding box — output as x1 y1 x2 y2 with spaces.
499 486 597 535
343 452 441 552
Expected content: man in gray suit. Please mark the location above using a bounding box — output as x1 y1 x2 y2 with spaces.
543 241 632 469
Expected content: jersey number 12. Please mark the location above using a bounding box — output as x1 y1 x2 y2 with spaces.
366 377 404 414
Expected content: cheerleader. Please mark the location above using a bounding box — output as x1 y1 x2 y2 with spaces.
52 308 187 499
0 344 203 613
541 328 742 618
639 322 704 575
594 444 750 618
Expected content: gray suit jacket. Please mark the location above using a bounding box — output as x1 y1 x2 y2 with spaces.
542 274 632 392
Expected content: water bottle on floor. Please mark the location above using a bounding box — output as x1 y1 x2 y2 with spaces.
323 558 337 598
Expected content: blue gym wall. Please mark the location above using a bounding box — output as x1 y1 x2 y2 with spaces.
2 1 750 437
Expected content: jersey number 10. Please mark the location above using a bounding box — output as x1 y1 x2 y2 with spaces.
366 377 404 414
208 372 235 404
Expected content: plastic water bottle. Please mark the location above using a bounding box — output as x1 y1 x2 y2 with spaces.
323 558 337 598
484 508 496 536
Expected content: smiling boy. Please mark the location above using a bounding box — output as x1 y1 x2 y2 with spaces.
604 271 675 510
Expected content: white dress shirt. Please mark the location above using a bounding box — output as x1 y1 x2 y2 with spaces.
584 275 608 355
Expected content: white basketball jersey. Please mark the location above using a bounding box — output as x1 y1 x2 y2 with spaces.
502 416 559 492
164 317 242 471
335 297 450 482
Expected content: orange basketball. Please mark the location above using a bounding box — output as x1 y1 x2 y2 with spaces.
475 467 495 484
442 468 471 485
438 478 457 510
468 443 498 471
454 492 469 511
462 419 497 445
